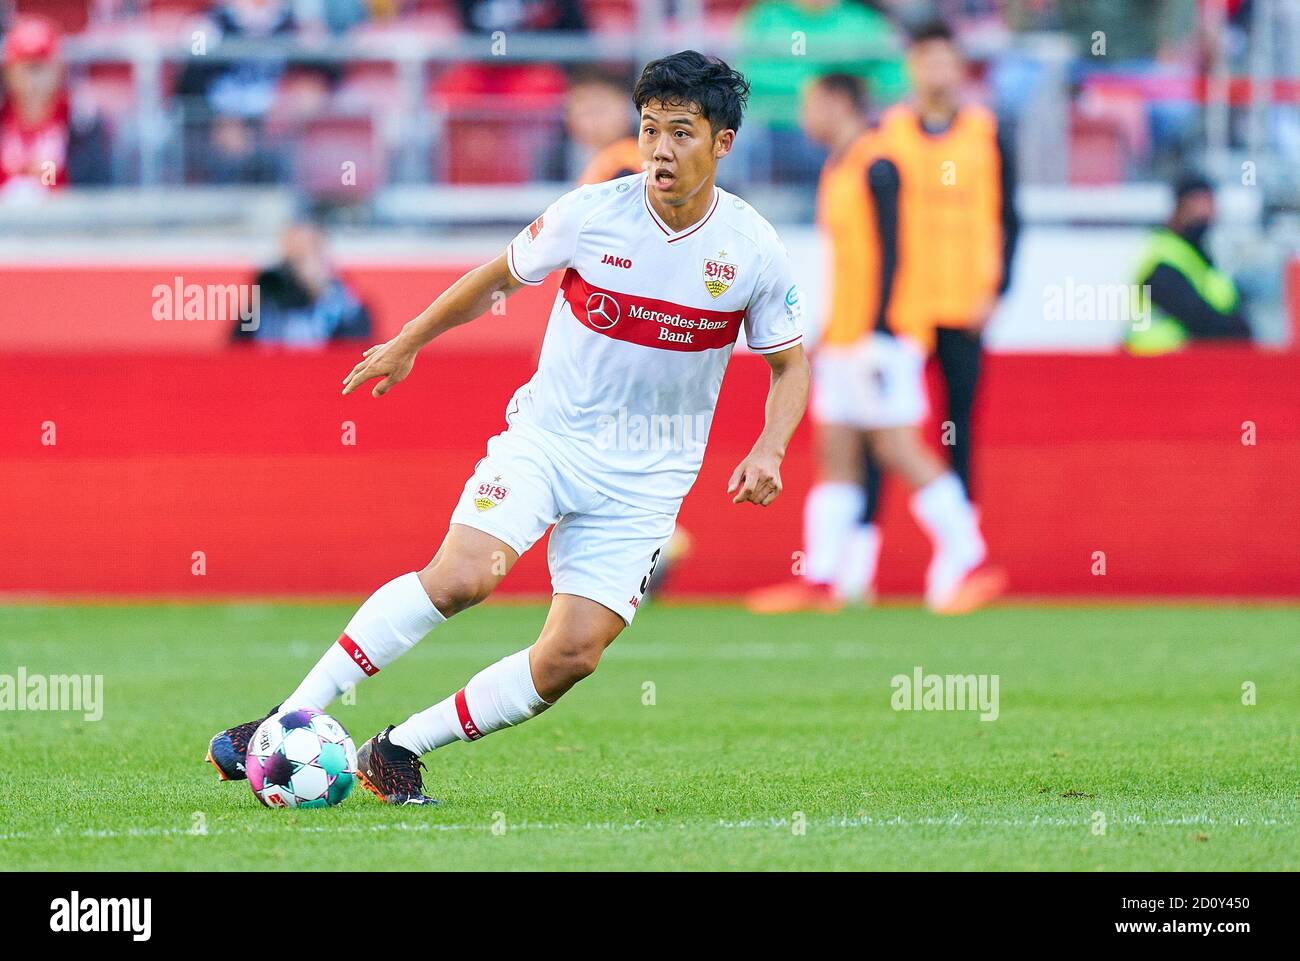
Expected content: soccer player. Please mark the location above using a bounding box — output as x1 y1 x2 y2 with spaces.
746 72 1002 614
875 19 1019 499
207 51 810 805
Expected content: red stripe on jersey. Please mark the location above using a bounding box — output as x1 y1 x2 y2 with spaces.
750 334 802 353
337 633 378 676
507 243 544 285
561 269 745 352
454 688 483 740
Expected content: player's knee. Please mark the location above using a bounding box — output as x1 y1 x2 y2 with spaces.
417 563 494 617
542 639 604 685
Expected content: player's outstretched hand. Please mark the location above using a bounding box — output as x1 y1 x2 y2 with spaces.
341 337 417 398
728 451 783 507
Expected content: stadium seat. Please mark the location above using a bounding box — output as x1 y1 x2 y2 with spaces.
144 0 210 29
429 64 567 184
581 0 636 31
335 62 402 116
1068 112 1128 185
13 0 89 33
78 62 138 123
292 114 380 200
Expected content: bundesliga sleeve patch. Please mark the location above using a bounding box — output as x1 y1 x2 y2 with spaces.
525 215 545 244
784 284 804 322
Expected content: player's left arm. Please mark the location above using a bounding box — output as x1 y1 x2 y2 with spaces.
728 344 810 507
970 118 1021 331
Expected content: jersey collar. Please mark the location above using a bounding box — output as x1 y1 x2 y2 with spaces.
643 177 720 244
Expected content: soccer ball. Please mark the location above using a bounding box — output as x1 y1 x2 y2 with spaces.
246 708 357 809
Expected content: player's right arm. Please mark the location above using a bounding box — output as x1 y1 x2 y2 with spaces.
341 253 522 397
343 188 587 398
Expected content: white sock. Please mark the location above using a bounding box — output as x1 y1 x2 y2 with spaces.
835 524 881 600
283 572 445 711
389 647 551 755
804 482 865 585
909 473 985 604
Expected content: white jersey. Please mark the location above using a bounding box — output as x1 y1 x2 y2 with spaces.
503 172 804 513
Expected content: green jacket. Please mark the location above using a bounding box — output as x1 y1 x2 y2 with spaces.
1127 228 1239 355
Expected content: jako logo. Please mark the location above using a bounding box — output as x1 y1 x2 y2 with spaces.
50 891 152 941
600 253 632 268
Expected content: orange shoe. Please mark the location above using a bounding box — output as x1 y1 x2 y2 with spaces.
745 580 843 614
930 565 1007 616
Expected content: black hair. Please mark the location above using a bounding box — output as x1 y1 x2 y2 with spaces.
1173 170 1214 201
814 72 869 113
909 18 957 47
633 50 750 134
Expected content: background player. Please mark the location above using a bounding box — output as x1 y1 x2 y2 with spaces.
873 19 1019 502
747 71 1001 615
566 67 644 185
206 51 809 805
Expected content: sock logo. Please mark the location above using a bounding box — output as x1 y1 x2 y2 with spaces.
454 688 483 740
338 633 378 676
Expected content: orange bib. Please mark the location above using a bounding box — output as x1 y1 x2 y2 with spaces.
815 131 881 348
877 103 1003 348
577 138 643 185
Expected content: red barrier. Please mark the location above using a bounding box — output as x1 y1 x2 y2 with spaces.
0 263 550 352
2 346 1296 598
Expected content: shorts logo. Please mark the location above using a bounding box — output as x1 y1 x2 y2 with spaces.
474 475 510 512
526 215 544 244
703 256 736 298
585 291 621 329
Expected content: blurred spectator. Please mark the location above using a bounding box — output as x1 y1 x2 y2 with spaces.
304 0 372 35
458 0 585 34
0 15 110 200
736 0 907 182
738 0 908 126
1127 173 1251 354
177 0 352 185
235 221 372 346
1056 0 1185 63
177 0 300 121
565 69 640 184
199 114 284 184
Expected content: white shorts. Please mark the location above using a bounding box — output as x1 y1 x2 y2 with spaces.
811 332 928 430
448 426 676 625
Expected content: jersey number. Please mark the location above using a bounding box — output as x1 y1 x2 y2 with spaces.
639 548 663 596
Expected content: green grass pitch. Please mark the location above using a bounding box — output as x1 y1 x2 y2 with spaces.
1 601 1296 871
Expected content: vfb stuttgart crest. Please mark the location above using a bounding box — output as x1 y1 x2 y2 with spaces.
474 476 510 512
703 257 737 298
